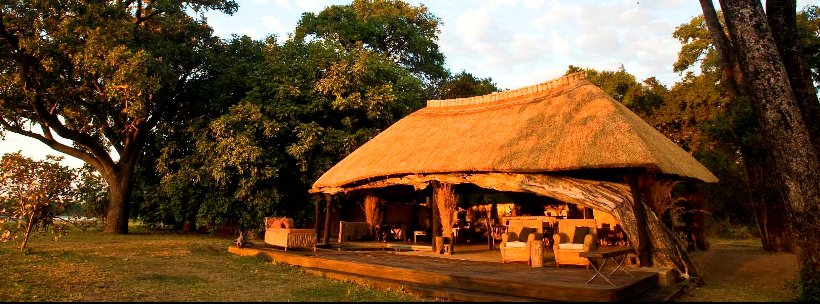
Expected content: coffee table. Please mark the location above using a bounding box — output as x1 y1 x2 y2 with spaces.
579 247 636 286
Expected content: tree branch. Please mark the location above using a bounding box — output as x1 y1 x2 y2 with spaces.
73 86 125 155
0 118 105 171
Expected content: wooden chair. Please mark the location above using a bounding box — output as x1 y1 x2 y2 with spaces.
390 225 407 242
500 218 543 265
598 223 611 246
490 225 507 249
552 219 598 267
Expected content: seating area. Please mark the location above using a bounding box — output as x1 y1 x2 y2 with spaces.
264 217 317 252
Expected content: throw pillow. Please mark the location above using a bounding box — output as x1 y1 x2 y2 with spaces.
518 227 537 242
572 226 590 244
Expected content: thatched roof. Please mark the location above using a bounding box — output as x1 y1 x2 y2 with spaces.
311 73 718 193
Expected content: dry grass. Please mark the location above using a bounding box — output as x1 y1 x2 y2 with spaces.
0 226 430 302
679 238 799 302
363 194 381 228
434 184 457 237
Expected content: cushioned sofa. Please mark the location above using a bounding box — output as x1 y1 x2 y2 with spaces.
264 217 317 252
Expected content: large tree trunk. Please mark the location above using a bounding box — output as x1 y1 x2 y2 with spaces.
699 0 746 97
101 162 136 234
766 0 820 153
700 0 796 251
745 150 793 252
719 0 820 297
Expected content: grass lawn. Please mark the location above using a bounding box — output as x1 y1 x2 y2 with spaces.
0 225 430 302
678 238 799 302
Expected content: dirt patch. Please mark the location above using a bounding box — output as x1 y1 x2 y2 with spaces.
679 238 798 302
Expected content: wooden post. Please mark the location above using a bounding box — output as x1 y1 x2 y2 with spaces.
430 194 439 252
323 194 333 246
314 195 321 240
627 173 652 267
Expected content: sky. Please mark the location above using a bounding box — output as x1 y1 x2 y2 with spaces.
2 0 819 169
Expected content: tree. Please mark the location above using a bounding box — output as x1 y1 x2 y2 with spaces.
0 0 237 233
702 0 820 299
436 71 499 100
672 10 794 252
566 65 666 119
295 0 447 89
136 35 267 232
148 33 427 233
0 152 77 251
678 3 820 253
766 1 820 154
796 6 820 84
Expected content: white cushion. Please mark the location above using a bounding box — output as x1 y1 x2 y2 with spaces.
558 243 584 250
505 241 527 248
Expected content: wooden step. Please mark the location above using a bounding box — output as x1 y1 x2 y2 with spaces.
631 285 684 302
303 267 538 302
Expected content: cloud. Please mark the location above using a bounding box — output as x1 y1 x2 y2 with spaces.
260 15 286 36
294 0 339 13
521 0 544 10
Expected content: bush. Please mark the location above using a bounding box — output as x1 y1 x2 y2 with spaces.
705 217 757 239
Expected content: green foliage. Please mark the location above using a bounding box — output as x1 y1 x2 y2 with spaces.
132 0 501 233
789 260 820 301
295 0 447 85
672 14 722 74
74 166 108 221
0 152 78 250
142 29 426 231
797 5 820 85
705 217 756 239
565 65 666 119
437 71 499 100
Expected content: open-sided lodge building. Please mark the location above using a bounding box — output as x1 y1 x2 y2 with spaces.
307 72 718 276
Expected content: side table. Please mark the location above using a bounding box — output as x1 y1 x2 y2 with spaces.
530 241 544 267
414 230 427 243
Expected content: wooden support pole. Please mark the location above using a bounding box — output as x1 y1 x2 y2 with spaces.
627 173 652 267
314 195 321 240
323 194 333 246
430 194 439 251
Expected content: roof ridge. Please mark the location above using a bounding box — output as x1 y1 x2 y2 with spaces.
427 72 586 108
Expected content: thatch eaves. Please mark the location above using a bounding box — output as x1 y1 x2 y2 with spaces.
311 73 718 193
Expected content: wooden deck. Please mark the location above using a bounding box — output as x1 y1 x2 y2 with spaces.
229 242 666 302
